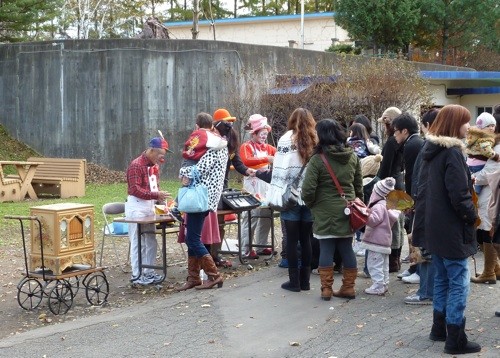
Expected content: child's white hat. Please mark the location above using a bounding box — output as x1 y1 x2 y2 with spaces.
476 112 496 129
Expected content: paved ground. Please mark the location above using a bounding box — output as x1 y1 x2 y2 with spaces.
0 254 498 358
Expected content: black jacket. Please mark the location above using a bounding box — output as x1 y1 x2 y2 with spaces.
402 134 424 195
377 136 404 190
413 134 478 259
223 150 248 188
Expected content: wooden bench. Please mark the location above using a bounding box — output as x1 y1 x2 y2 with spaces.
25 157 87 198
0 165 22 202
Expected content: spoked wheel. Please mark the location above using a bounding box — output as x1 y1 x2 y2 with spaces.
65 276 80 296
48 280 74 315
17 277 43 310
83 272 109 306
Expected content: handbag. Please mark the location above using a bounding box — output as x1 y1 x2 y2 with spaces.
177 166 209 213
320 153 369 232
269 164 306 212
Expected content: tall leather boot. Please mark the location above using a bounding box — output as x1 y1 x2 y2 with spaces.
494 244 500 279
318 266 334 301
195 254 223 289
332 267 357 299
281 268 300 292
429 309 447 341
471 242 497 284
389 249 400 273
444 318 481 354
299 266 311 291
175 256 201 291
396 247 402 271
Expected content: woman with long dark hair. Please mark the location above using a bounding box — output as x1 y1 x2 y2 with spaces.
302 118 363 300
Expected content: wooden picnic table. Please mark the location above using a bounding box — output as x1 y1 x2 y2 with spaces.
0 160 43 200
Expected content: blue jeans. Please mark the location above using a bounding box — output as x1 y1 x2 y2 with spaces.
185 211 209 257
432 255 470 325
416 261 434 300
280 204 313 222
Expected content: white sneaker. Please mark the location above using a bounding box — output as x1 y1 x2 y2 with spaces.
364 284 385 295
130 275 154 286
402 273 420 284
311 268 320 275
397 269 411 279
144 272 164 284
356 248 366 257
404 294 432 305
352 241 362 253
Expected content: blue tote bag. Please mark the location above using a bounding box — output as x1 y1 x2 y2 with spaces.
177 166 209 213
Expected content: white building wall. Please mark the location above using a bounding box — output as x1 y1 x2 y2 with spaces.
461 94 500 118
167 13 351 52
426 81 499 121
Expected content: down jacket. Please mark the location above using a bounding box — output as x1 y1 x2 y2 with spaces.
413 134 478 259
301 145 363 238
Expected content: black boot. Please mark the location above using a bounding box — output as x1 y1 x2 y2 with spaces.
299 266 311 291
429 310 447 341
281 268 300 292
389 248 400 273
444 318 481 355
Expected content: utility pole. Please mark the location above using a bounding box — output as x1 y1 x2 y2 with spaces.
300 0 304 49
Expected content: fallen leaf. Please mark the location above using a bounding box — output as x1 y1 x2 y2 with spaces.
289 341 300 346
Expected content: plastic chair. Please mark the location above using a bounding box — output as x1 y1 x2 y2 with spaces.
99 202 130 272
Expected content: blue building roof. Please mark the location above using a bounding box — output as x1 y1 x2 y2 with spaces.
420 71 500 95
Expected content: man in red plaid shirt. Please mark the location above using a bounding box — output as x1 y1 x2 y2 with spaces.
126 137 172 285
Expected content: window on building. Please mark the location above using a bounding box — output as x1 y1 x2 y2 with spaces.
477 107 493 117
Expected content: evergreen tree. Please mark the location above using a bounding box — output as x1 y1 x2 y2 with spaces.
333 0 420 54
0 0 62 42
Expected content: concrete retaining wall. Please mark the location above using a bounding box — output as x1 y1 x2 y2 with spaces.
0 39 466 177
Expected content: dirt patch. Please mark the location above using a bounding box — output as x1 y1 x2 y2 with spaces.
0 225 281 340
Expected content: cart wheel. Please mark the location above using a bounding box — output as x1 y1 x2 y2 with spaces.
65 277 80 296
17 278 43 310
84 272 109 306
48 280 74 315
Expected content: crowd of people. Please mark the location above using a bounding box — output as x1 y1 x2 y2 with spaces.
124 103 500 355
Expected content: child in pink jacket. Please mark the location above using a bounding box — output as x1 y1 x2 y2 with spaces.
362 177 401 295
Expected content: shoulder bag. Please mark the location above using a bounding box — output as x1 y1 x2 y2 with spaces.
177 166 209 213
320 153 368 232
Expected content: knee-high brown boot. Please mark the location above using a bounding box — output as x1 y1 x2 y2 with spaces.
196 254 223 289
175 256 201 291
332 268 357 299
494 244 500 279
318 267 334 301
471 242 497 284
